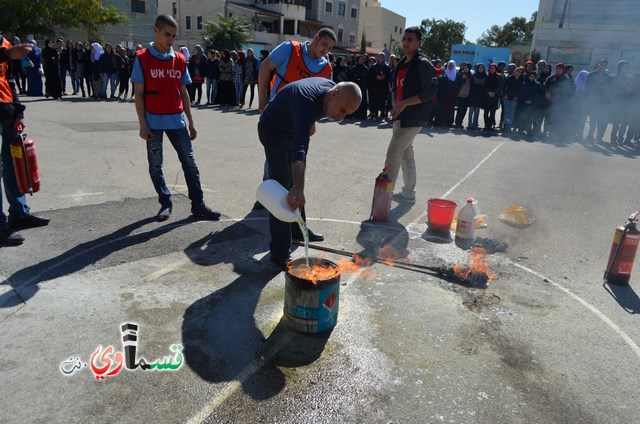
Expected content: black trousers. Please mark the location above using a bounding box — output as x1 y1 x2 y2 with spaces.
258 127 308 262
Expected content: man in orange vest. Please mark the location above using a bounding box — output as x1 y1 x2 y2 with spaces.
0 33 50 246
256 28 335 242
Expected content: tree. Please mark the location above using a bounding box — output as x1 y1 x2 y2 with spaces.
360 32 367 55
476 12 537 47
1 0 128 40
202 14 250 51
419 18 467 61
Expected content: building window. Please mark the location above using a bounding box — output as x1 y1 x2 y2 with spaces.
131 0 145 13
337 1 345 16
337 28 343 43
350 7 357 19
325 1 332 13
172 2 177 18
395 26 398 33
186 16 191 30
349 32 356 46
197 16 203 30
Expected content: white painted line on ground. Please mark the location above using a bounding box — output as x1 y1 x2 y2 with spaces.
510 261 640 359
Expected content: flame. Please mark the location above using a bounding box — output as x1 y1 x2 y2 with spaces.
287 262 340 285
377 244 409 267
288 253 380 285
452 247 497 282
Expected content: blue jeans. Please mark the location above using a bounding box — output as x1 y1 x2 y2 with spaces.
69 69 78 93
206 78 217 103
146 128 204 209
502 99 517 126
468 107 480 128
100 73 118 97
0 122 30 231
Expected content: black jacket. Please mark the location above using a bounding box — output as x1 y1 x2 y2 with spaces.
393 51 437 127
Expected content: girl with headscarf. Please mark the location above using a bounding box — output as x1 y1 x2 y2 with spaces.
349 54 369 119
454 62 472 129
216 49 236 106
231 50 244 106
574 70 590 139
467 63 486 129
536 64 552 136
73 42 87 97
483 63 501 131
434 60 458 127
98 43 118 98
188 45 207 105
43 38 62 99
90 42 104 99
502 66 524 132
242 48 258 108
25 40 44 96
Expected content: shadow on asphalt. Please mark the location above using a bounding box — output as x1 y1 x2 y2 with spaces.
0 216 192 308
603 282 640 314
182 215 331 400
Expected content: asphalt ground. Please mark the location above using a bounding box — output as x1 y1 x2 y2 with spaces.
1 91 639 423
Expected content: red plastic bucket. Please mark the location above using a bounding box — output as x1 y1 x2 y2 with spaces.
427 198 457 234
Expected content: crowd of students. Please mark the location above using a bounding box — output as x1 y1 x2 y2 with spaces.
11 34 640 145
429 58 640 144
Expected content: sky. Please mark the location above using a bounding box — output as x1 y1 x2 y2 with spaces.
379 0 540 42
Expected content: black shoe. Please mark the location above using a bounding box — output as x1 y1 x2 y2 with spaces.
0 228 24 246
192 205 221 221
8 214 50 230
270 254 292 271
292 229 324 242
252 201 265 211
156 206 172 221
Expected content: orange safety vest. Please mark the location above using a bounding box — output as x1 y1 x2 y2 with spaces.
270 41 333 93
0 36 14 103
137 48 186 115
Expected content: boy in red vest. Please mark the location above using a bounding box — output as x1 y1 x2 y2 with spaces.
132 15 220 221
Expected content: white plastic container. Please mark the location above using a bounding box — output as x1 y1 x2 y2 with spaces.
455 197 478 240
256 179 301 223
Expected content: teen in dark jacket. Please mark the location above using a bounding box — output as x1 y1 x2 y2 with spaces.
385 27 437 203
518 71 543 138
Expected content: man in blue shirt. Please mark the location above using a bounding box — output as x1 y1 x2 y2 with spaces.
259 77 361 269
132 15 220 222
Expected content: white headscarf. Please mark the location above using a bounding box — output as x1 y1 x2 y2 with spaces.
91 42 104 61
180 46 190 60
574 70 589 93
445 60 457 81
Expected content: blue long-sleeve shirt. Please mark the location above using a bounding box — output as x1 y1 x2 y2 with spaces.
258 77 334 163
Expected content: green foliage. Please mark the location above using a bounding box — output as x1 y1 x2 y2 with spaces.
419 18 467 61
476 12 537 47
1 0 127 40
202 14 250 51
360 32 367 54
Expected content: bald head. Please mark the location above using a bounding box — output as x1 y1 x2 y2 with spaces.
324 82 362 121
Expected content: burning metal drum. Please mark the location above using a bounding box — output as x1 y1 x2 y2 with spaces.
284 258 341 333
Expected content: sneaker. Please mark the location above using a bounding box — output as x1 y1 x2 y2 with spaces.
392 192 416 203
191 205 221 221
8 214 50 230
156 206 172 221
0 228 25 246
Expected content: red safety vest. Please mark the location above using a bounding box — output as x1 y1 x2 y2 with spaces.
270 41 333 93
137 48 186 115
0 37 14 103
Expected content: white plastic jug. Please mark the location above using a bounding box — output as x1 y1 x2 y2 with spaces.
455 197 478 240
256 179 302 223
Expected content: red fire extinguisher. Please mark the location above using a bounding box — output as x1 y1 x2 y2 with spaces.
10 123 40 195
370 165 392 221
604 211 640 285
